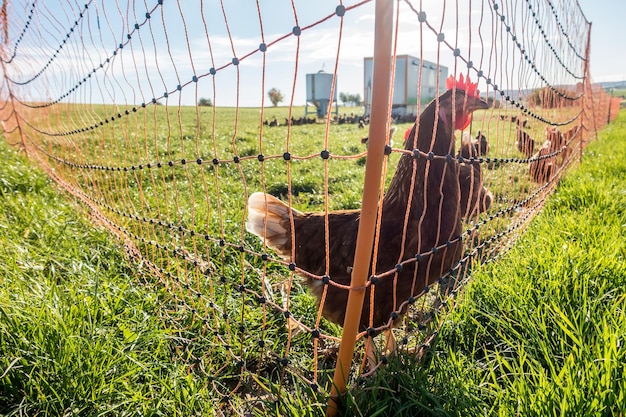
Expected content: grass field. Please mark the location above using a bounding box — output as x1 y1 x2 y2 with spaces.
607 88 626 98
342 109 626 416
1 104 619 415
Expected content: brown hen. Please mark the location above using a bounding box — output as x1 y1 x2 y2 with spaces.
247 77 488 333
457 132 493 220
529 126 573 183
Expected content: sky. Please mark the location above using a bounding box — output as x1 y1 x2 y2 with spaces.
578 0 626 83
3 0 624 109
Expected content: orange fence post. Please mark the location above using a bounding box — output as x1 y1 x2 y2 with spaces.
581 21 593 154
326 0 394 415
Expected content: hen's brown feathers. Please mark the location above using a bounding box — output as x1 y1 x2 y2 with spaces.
515 126 536 157
457 133 493 220
528 126 574 183
247 192 299 256
247 88 488 330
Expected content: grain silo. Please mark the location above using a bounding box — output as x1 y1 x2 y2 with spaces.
305 70 338 118
363 55 448 116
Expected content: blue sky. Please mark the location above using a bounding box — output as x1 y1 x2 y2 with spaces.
579 0 626 82
5 0 623 108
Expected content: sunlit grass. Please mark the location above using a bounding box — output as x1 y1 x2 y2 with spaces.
340 109 626 416
0 141 220 415
1 106 621 415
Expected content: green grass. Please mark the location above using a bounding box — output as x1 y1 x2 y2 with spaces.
1 106 623 415
0 140 233 415
607 88 626 98
340 110 626 416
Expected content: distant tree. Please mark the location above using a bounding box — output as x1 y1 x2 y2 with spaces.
485 96 500 108
339 92 349 106
198 97 213 107
339 92 362 106
268 88 284 107
349 93 363 106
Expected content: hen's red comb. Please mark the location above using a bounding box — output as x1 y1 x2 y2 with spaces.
446 73 480 98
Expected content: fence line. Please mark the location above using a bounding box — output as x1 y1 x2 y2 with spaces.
0 0 620 414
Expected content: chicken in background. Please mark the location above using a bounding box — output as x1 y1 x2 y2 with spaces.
529 126 573 183
515 125 536 157
473 130 489 157
562 125 580 144
560 125 580 162
547 125 576 166
457 132 493 220
246 74 489 349
529 139 555 183
515 117 529 129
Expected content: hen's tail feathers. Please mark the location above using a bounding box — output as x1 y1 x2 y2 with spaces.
246 192 301 257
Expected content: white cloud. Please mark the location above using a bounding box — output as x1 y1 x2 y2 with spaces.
9 0 594 109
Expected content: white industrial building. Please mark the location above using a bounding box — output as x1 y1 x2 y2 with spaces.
363 55 448 116
305 70 339 118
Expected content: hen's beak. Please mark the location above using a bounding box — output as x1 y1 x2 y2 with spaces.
439 91 490 132
463 95 490 113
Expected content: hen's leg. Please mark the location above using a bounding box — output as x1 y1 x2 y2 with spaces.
363 330 396 371
364 336 378 370
383 329 397 355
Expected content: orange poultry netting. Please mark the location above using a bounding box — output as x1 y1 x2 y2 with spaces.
0 0 618 414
